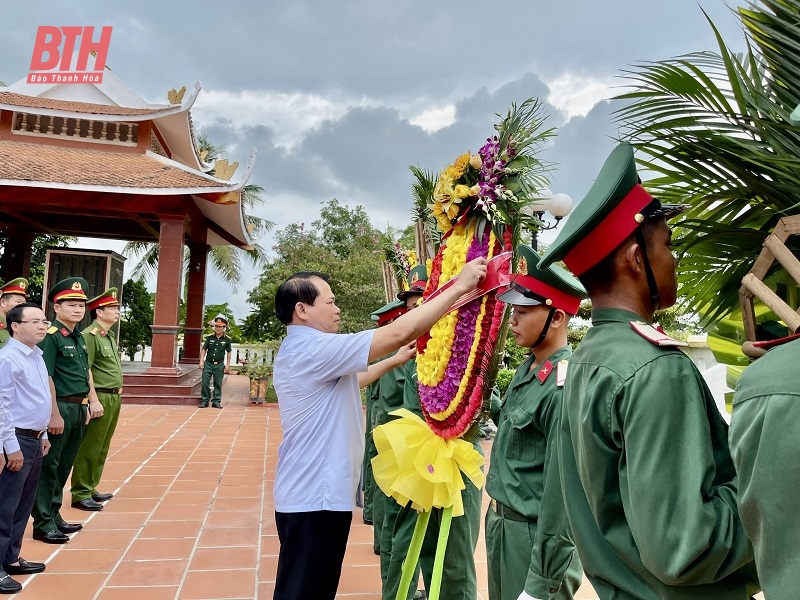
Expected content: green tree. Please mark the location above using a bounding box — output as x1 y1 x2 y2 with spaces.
614 0 800 326
0 235 75 304
119 277 153 360
203 302 242 342
244 200 386 341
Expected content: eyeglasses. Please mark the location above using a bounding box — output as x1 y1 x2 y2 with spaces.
18 319 51 327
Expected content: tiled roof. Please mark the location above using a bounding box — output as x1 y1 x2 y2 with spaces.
0 140 234 190
0 91 174 116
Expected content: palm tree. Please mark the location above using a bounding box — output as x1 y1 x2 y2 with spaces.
614 0 800 326
123 131 274 289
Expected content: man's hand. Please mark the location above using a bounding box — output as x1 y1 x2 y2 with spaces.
48 412 65 435
224 366 231 375
89 399 104 419
199 361 204 369
5 450 23 471
453 257 488 293
42 438 51 456
392 342 417 367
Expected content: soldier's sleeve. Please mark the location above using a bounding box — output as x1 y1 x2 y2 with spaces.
730 392 796 597
202 337 210 350
525 388 577 599
38 332 58 376
489 387 502 421
400 359 420 412
82 331 98 368
225 338 232 353
619 353 754 585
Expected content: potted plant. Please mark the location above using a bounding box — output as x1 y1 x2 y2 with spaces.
243 362 273 404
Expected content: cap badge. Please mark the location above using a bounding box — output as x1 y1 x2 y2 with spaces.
19 281 26 290
72 281 82 291
411 272 419 284
111 291 117 299
518 256 528 274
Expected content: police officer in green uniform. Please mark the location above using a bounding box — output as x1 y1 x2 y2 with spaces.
486 244 586 600
365 299 409 541
199 314 232 408
71 288 123 510
730 336 800 599
538 143 759 598
0 278 30 350
33 277 101 543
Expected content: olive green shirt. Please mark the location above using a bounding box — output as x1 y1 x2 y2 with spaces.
559 308 758 599
38 319 90 398
82 320 123 389
202 333 232 364
487 346 575 599
375 350 405 426
730 338 800 600
0 324 9 350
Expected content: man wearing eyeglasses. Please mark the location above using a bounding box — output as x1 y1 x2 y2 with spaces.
199 314 232 409
0 278 30 351
0 302 54 593
70 288 123 512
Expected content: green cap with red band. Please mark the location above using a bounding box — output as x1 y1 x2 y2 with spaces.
48 277 90 303
371 299 408 326
1 277 29 298
538 143 688 276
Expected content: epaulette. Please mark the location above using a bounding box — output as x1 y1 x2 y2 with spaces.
556 360 568 387
47 326 58 334
630 321 688 347
536 360 554 383
89 327 99 336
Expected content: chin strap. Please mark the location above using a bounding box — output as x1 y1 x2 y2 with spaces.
634 228 660 313
531 308 556 349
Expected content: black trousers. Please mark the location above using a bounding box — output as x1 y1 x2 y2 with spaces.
0 435 44 564
274 510 352 600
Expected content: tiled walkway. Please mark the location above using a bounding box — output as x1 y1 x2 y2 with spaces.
10 375 603 599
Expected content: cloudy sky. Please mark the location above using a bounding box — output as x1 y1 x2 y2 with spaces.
1 0 747 321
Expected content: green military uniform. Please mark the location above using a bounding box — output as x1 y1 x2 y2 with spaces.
71 287 123 504
33 277 91 536
538 144 758 598
200 315 232 408
486 348 582 600
365 299 409 540
382 358 483 600
0 278 30 351
730 338 800 599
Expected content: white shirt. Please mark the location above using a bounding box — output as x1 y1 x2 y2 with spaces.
0 337 51 454
273 325 375 512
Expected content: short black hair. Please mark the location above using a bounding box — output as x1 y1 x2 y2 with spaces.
6 302 44 336
578 218 663 296
275 271 330 325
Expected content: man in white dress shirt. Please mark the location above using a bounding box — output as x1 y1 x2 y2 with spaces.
272 259 487 600
0 303 53 593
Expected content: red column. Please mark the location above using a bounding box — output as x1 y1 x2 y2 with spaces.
181 242 208 364
1 230 35 282
147 216 185 373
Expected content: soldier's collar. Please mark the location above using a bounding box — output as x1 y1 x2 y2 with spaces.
590 307 650 326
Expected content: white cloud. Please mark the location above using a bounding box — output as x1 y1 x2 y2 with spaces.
408 104 456 133
545 73 616 120
192 89 369 149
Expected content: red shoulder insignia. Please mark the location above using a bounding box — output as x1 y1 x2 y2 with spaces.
630 321 688 347
60 328 70 337
100 328 107 336
0 322 5 330
537 360 554 383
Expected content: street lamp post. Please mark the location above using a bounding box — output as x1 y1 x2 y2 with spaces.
524 189 573 251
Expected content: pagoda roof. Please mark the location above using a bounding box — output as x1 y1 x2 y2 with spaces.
0 91 178 117
0 140 256 248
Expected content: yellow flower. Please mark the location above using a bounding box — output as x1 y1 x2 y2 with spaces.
454 185 471 199
469 154 482 170
452 152 471 177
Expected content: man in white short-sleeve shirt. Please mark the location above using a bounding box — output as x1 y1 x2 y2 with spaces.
272 261 486 600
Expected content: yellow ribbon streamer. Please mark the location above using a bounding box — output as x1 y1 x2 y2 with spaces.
372 409 485 517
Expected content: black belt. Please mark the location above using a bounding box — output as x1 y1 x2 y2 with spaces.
209 361 223 365
56 396 88 404
15 427 45 439
95 387 120 394
490 499 529 522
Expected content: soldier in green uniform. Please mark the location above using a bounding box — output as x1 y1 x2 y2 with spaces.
70 288 123 511
730 336 800 599
199 314 232 408
365 299 408 545
486 244 586 600
0 278 30 350
537 143 759 598
33 277 102 543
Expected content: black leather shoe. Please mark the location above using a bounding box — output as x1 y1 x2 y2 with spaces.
0 572 22 594
71 498 104 511
198 402 208 408
56 522 83 534
3 558 45 575
32 530 70 544
212 402 222 409
92 492 113 502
